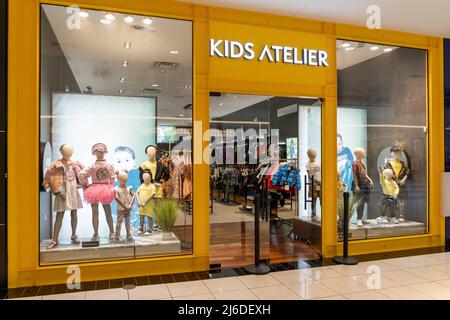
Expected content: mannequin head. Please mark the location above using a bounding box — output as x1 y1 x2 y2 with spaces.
307 149 317 161
142 170 153 184
117 171 128 186
145 145 157 161
353 148 366 160
383 168 394 180
59 144 73 160
390 146 402 161
92 143 108 160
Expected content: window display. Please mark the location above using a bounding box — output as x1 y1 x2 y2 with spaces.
337 40 427 240
39 4 193 264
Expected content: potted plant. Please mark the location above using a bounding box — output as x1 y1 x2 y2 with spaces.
153 199 179 240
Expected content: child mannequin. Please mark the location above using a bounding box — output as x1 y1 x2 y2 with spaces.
385 146 410 223
137 170 156 235
337 169 349 222
114 171 135 242
306 148 321 222
42 144 85 249
80 143 116 241
139 145 170 231
351 148 374 227
378 167 400 224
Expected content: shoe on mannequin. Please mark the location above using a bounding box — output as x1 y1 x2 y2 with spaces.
357 219 363 227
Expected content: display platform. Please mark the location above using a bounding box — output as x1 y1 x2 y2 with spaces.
40 232 181 263
346 220 426 240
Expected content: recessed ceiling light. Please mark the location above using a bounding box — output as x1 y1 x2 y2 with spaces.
122 61 128 67
170 50 179 55
232 95 238 99
119 89 123 94
179 114 184 117
105 13 115 21
341 43 351 48
370 46 379 51
152 84 159 87
345 47 355 51
120 77 125 83
184 85 192 89
219 102 224 106
143 18 153 25
123 41 132 49
79 11 89 18
124 16 134 23
100 18 111 24
160 70 167 74
384 48 393 52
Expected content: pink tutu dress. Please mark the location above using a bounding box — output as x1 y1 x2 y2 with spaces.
79 160 115 204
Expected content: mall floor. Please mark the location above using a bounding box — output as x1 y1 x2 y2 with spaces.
7 250 450 300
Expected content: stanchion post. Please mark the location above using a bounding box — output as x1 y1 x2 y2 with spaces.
333 192 358 265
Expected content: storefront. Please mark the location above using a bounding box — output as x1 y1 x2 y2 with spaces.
7 0 445 288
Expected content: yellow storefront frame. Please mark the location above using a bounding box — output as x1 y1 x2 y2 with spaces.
7 0 444 288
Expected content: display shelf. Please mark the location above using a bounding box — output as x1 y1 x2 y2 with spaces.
40 232 181 263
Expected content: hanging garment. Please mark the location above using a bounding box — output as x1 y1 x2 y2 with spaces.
169 155 185 199
271 163 302 190
222 167 240 193
183 164 193 200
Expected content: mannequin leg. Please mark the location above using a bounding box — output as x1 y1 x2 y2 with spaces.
102 204 115 237
70 210 78 237
91 204 99 239
115 211 123 241
139 215 145 232
52 211 65 242
70 210 80 244
125 214 132 241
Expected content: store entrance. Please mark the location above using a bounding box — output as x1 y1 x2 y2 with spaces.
209 93 322 269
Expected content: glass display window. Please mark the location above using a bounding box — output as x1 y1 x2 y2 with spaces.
337 40 427 240
39 4 193 264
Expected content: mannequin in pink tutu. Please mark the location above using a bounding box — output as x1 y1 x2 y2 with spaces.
80 143 116 241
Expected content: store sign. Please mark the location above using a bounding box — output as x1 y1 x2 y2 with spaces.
210 39 329 67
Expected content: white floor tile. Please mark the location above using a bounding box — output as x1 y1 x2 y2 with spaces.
299 267 342 281
85 288 129 300
358 260 403 272
42 291 86 300
167 280 210 298
203 277 247 294
285 281 338 299
437 279 450 288
383 257 423 269
382 270 429 286
319 276 370 294
408 282 450 300
430 263 450 274
238 274 281 289
379 286 434 300
353 274 403 290
314 295 347 300
251 285 302 300
128 284 171 300
173 293 216 300
213 289 259 300
327 265 369 276
407 266 450 281
271 270 313 284
344 290 391 300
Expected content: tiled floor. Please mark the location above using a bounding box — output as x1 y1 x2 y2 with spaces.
8 251 450 300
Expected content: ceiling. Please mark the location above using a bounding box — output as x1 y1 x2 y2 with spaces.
185 0 450 38
43 4 193 126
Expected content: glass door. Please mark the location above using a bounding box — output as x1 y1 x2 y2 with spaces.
209 94 322 269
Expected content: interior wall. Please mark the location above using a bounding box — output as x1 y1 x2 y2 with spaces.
39 10 80 241
338 48 427 223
